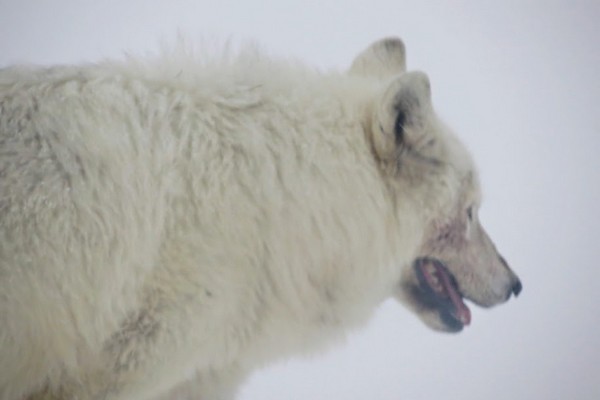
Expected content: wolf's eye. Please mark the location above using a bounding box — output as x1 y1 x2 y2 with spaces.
466 206 474 221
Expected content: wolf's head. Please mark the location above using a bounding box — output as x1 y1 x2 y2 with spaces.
351 38 522 332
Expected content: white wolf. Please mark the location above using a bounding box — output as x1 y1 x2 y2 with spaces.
0 38 521 400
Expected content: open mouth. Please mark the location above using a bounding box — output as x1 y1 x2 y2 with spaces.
414 258 471 331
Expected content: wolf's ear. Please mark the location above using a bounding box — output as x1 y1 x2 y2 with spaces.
349 37 406 78
370 71 436 162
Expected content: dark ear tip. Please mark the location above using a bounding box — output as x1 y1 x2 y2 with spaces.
380 37 405 54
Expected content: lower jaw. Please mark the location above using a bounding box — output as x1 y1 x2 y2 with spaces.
439 310 465 332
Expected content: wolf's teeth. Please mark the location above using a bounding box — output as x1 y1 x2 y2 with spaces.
423 261 444 292
430 273 443 292
427 263 437 275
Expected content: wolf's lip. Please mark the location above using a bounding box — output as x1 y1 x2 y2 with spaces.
414 258 471 330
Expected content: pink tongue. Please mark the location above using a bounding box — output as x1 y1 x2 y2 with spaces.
437 268 471 326
423 261 471 326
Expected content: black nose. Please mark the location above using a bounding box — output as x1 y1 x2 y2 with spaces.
511 279 523 297
498 255 522 298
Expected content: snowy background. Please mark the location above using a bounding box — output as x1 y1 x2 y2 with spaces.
1 1 599 399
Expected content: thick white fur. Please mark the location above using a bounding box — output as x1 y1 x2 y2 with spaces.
0 38 516 400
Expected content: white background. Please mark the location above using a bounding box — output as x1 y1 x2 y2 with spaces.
1 1 599 399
